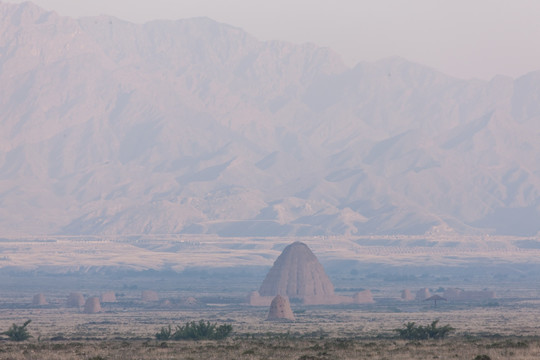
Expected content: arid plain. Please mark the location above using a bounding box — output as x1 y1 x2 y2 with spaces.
2 2 540 359
1 235 540 359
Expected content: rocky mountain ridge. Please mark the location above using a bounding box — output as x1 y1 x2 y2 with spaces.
1 1 540 237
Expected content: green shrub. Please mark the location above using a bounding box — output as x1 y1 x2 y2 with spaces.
155 325 172 340
2 320 32 341
155 320 232 341
395 320 454 340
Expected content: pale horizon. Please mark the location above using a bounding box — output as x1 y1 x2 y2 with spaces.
5 0 540 80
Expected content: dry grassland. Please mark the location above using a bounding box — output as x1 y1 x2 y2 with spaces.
1 335 540 359
2 235 540 359
1 303 540 359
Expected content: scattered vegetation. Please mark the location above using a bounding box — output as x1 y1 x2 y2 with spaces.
394 320 454 340
155 320 232 340
2 319 32 341
155 325 173 341
0 337 535 360
486 339 529 349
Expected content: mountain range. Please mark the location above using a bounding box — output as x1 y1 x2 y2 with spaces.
1 1 540 238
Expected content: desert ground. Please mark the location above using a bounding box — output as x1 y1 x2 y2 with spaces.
1 235 540 359
1 299 540 359
1 272 540 359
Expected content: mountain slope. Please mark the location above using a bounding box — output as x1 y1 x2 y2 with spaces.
1 2 540 237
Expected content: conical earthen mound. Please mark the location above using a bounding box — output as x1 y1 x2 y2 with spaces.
141 290 159 302
32 293 47 306
67 292 85 307
353 290 374 304
84 297 102 314
401 289 414 301
259 242 335 300
415 288 431 301
179 296 199 307
267 295 295 321
160 299 172 308
100 291 117 303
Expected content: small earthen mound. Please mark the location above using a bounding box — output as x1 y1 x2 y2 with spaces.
401 289 414 301
180 296 198 306
100 291 117 303
267 295 295 321
84 297 102 314
353 290 374 304
160 299 172 308
67 292 85 307
444 288 496 301
415 288 431 301
443 288 462 300
32 293 47 306
141 290 159 302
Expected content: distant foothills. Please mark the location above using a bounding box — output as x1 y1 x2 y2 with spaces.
1 1 540 238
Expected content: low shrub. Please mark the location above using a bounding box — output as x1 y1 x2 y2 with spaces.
155 320 232 340
155 325 172 341
395 320 454 340
2 320 32 341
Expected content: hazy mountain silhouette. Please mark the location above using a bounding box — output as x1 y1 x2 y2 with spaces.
1 2 540 237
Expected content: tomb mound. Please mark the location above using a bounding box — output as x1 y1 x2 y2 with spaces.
141 290 159 302
259 242 335 300
160 299 172 307
353 290 374 304
180 296 199 306
267 295 295 321
401 289 414 301
84 297 102 314
444 288 496 301
255 242 360 305
67 292 85 307
100 291 117 303
32 293 47 306
415 288 431 301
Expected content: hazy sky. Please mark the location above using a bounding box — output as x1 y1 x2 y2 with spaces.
7 0 540 80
